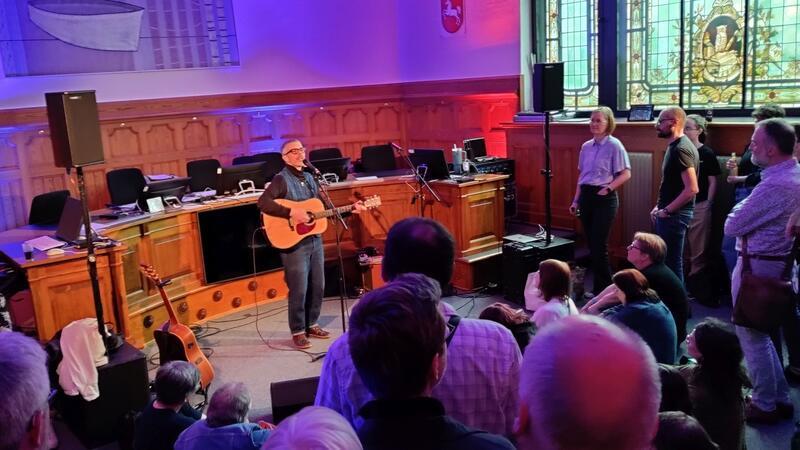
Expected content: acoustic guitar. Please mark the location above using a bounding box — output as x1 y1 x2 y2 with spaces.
140 264 215 391
262 196 381 249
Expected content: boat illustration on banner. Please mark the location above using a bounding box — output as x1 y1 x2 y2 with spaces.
27 0 144 51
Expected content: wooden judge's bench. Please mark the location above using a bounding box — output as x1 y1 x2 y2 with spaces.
0 174 507 347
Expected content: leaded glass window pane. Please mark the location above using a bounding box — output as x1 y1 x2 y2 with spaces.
746 0 800 107
545 0 599 109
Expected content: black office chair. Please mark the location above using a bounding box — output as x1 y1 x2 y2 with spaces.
28 190 70 225
308 147 342 162
360 144 396 172
233 153 285 182
186 159 221 192
106 168 146 207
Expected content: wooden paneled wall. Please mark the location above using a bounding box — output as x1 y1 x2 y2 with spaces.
505 120 763 261
0 77 519 232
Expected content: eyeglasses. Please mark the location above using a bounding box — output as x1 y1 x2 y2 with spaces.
657 118 675 124
627 243 643 251
684 126 699 131
283 147 305 156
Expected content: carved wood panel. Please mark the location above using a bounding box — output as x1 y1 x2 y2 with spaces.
0 79 520 232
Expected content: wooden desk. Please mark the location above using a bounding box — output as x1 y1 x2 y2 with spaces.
1 174 507 346
0 226 128 343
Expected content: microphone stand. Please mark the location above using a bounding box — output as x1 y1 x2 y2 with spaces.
391 143 447 216
304 161 350 337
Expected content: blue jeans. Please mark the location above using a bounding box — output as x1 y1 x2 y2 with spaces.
280 236 325 335
732 256 791 411
655 210 693 283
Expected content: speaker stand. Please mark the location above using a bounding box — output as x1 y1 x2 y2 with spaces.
75 166 118 353
541 112 553 244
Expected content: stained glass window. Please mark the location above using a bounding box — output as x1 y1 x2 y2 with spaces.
543 0 799 110
622 0 799 109
544 0 599 110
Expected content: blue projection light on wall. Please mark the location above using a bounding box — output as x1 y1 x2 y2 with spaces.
0 0 240 77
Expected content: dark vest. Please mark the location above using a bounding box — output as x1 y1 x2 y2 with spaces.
280 167 318 201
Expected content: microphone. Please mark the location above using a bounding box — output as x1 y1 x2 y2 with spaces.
302 159 322 176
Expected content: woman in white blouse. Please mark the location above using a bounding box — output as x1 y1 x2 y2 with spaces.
532 259 578 330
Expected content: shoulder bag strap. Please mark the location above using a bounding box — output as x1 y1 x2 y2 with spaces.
445 314 461 347
741 235 753 274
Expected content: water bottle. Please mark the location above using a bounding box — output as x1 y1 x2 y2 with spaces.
452 145 463 174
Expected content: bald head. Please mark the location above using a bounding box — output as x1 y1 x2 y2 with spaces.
517 315 660 450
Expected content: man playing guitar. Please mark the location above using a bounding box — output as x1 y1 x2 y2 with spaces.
258 139 366 349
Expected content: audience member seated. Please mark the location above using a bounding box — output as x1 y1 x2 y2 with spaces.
658 364 693 414
601 269 677 364
134 361 201 450
583 231 689 346
317 217 521 436
530 259 578 330
0 331 58 450
478 303 533 352
516 315 660 450
261 406 362 450
654 412 719 450
677 319 748 450
349 274 515 450
175 382 271 450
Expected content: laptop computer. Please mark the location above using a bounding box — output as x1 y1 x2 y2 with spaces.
408 149 474 182
26 197 86 251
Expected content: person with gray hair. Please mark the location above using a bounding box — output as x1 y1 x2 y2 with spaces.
175 382 271 450
516 315 661 450
134 360 201 450
724 117 800 424
0 331 57 450
262 406 362 450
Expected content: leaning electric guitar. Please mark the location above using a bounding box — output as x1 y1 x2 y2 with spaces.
262 196 381 249
140 264 215 391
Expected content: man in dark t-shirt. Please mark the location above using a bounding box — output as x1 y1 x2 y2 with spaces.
651 107 699 282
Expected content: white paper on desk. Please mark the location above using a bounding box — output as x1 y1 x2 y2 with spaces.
26 236 66 251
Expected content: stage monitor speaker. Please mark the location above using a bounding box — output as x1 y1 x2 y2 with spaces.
45 91 105 168
532 62 564 113
56 342 149 448
502 236 574 302
270 376 320 423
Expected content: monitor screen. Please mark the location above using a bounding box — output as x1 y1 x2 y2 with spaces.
310 157 350 182
218 162 267 195
408 149 449 181
198 203 282 284
463 137 487 160
141 177 190 211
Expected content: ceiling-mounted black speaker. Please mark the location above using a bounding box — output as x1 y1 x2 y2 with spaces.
45 91 105 168
532 62 564 113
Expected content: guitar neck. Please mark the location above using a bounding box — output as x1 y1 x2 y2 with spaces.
312 204 354 220
157 285 180 326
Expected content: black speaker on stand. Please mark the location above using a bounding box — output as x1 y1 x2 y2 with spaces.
501 64 576 301
45 91 119 351
532 62 565 245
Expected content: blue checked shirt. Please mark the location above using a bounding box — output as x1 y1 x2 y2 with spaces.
314 303 522 436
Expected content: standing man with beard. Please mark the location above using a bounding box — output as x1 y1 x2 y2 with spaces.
651 107 699 282
258 139 365 349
